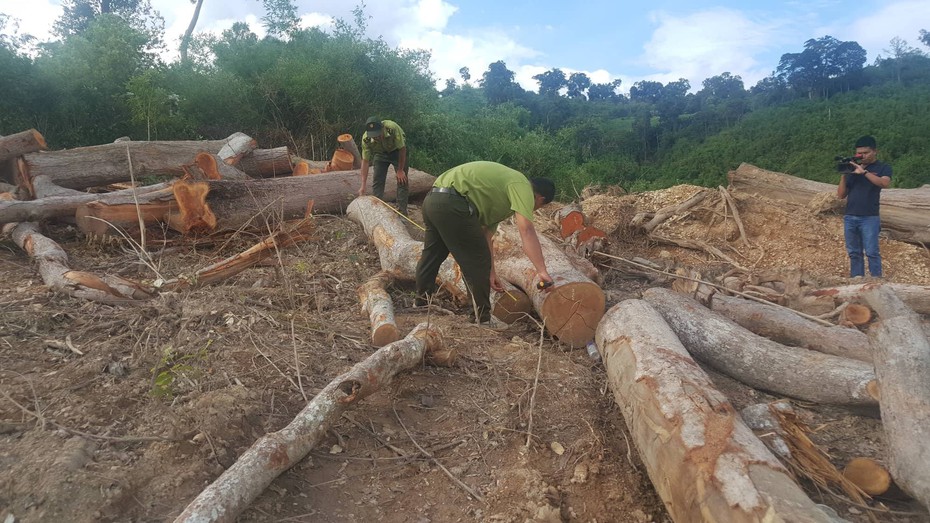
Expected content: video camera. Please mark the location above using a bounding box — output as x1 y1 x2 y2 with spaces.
835 154 864 173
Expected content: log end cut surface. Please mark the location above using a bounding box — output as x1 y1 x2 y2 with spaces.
843 457 892 496
541 281 605 347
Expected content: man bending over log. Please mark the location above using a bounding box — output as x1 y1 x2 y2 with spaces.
415 161 555 328
836 135 892 278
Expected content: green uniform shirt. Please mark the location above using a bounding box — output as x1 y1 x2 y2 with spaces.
361 120 406 161
433 161 535 232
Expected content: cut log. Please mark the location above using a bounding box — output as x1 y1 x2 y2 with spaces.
491 281 533 324
193 152 250 181
291 162 310 176
0 182 172 226
169 181 217 234
841 303 872 326
357 271 401 347
161 217 314 291
843 458 892 496
729 163 930 244
11 222 154 304
216 132 257 165
347 195 468 303
19 134 256 190
78 168 436 237
556 203 585 238
0 129 48 163
706 292 872 362
810 282 930 315
862 286 930 509
173 323 442 523
494 223 605 347
595 299 835 523
75 186 179 237
642 287 879 407
327 149 355 171
238 147 293 178
336 133 361 169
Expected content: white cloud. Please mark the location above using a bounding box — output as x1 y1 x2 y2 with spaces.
836 1 930 61
639 8 794 90
0 0 61 42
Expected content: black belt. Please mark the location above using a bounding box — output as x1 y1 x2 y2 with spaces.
430 186 476 216
431 186 462 197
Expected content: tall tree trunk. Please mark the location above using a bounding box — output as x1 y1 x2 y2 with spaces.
179 0 205 64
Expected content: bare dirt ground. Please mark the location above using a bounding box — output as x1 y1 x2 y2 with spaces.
2 184 929 522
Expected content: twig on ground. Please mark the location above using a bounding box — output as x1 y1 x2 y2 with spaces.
393 402 486 504
524 321 546 449
290 317 307 402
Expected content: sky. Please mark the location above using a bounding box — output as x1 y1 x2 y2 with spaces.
1 0 928 94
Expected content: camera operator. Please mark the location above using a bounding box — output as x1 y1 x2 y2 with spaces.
836 135 892 278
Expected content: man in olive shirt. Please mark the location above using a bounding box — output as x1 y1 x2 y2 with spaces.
415 161 555 325
357 117 409 215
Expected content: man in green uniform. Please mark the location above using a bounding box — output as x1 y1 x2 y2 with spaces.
357 116 409 215
415 161 556 326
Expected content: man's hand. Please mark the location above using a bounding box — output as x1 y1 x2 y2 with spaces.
853 163 867 175
490 272 504 292
396 169 408 185
357 185 366 197
536 270 554 292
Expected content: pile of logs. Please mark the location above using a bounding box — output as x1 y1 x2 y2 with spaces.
0 129 435 304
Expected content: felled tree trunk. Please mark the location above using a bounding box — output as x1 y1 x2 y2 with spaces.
643 288 879 407
216 133 257 165
494 223 605 347
0 181 173 227
357 271 401 347
0 129 47 163
11 222 154 304
862 286 930 509
238 147 293 178
707 292 872 362
809 282 930 315
729 163 930 244
346 196 468 302
77 169 436 237
173 323 442 523
595 299 835 523
19 133 255 190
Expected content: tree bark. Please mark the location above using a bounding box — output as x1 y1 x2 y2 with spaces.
357 271 401 347
346 196 468 303
173 323 442 523
0 129 47 163
11 222 154 304
862 286 930 509
642 287 879 407
19 134 256 190
706 292 872 362
809 282 930 315
494 223 605 347
238 147 293 178
729 163 930 244
595 299 835 523
76 168 436 237
0 182 172 227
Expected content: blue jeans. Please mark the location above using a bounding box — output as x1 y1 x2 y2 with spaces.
844 215 882 277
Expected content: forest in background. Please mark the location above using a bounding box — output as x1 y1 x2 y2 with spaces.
2 0 929 197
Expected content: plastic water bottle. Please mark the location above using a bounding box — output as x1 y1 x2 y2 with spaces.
585 341 601 362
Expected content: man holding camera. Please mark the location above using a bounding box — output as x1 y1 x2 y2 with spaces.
836 135 892 278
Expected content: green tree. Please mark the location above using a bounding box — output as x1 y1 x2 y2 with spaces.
261 0 300 38
480 60 524 105
629 80 663 104
532 68 566 96
566 72 591 100
587 79 622 102
53 0 164 52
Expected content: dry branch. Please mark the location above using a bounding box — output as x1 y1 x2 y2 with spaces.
11 222 154 304
173 323 442 523
810 282 930 315
595 299 836 523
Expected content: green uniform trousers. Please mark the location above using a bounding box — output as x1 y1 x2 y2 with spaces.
415 191 492 322
371 149 409 215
